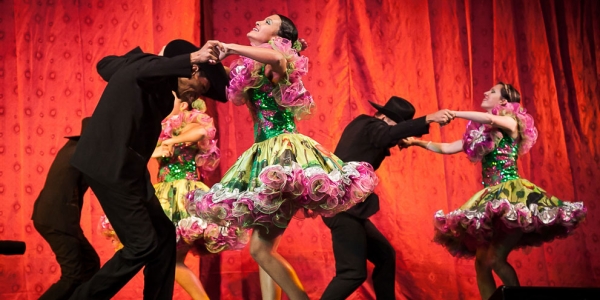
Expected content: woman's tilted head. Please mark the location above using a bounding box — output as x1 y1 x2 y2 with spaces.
247 14 282 45
247 14 300 45
481 82 520 111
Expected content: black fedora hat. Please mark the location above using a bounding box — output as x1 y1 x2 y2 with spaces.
369 96 415 123
65 117 91 140
163 39 229 103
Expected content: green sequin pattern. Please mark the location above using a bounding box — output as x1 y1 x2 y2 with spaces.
249 88 297 143
160 159 198 182
157 144 201 182
481 135 520 187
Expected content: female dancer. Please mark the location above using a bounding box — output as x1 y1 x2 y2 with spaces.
403 82 587 299
101 94 247 300
190 14 378 299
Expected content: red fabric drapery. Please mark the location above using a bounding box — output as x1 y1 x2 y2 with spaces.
1 0 598 299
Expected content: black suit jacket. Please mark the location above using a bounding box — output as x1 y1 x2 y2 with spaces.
71 47 193 189
333 114 430 219
32 139 88 234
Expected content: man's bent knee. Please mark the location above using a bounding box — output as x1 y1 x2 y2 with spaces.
121 234 159 261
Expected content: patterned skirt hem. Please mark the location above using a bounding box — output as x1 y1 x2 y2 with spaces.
190 161 378 229
99 215 249 254
433 199 587 258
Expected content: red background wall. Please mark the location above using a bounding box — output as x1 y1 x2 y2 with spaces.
1 0 598 299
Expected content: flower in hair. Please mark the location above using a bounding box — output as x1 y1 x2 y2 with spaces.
292 38 308 51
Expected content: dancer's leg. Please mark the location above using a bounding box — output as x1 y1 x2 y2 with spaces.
249 226 308 300
321 214 369 300
364 219 396 299
490 231 523 287
260 266 282 300
77 228 101 282
474 246 496 300
175 248 209 300
35 224 91 300
69 176 172 300
141 191 177 299
259 226 282 300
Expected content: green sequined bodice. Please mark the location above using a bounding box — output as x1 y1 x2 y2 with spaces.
481 135 520 187
248 86 297 143
157 144 200 182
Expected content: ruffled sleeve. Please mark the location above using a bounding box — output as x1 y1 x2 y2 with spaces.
462 103 538 162
226 55 262 106
185 109 220 175
462 121 496 162
491 102 538 155
226 37 315 119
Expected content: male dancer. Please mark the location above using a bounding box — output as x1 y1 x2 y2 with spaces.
68 40 229 299
32 117 99 300
321 96 454 299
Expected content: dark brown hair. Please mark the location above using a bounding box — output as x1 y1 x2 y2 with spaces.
277 14 298 43
497 81 521 103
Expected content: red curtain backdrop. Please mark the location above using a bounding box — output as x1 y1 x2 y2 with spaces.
1 0 598 299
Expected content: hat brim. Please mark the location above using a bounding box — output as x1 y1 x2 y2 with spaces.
368 101 405 123
369 101 384 111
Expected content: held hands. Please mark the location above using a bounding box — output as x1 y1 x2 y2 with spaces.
426 109 456 126
190 40 233 65
398 137 416 150
216 43 231 62
190 40 223 65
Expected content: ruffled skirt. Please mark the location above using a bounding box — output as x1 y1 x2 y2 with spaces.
433 178 586 258
100 179 250 254
190 133 378 230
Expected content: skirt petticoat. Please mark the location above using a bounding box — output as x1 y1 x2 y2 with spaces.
433 178 586 258
100 179 250 254
190 133 378 230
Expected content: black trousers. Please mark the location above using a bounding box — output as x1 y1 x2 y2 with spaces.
69 175 176 300
33 223 100 300
321 213 396 300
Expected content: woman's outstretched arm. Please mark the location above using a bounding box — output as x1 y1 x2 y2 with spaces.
219 43 287 76
406 139 464 154
454 111 518 136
